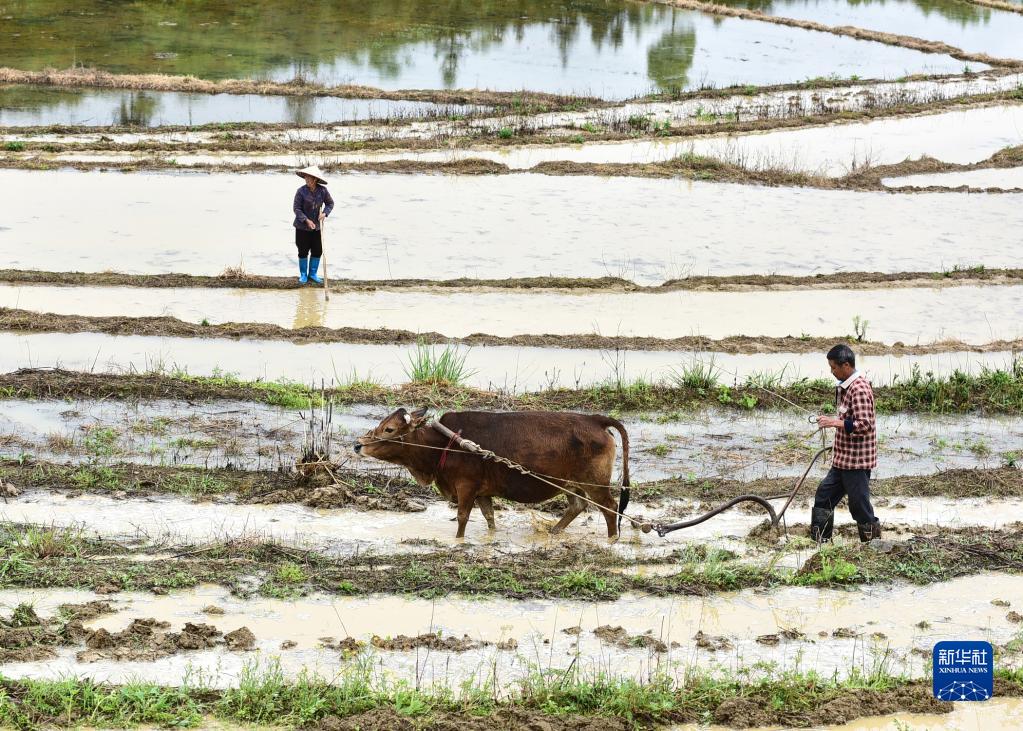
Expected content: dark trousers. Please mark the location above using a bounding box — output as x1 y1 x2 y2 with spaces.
295 228 322 258
813 467 877 529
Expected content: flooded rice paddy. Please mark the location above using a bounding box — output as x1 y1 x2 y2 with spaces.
884 166 1023 190
2 398 1018 479
0 85 484 128
144 104 1023 175
5 488 1023 555
3 170 1020 281
1 331 1016 391
718 0 1023 59
3 573 1022 689
5 72 1021 140
4 282 1023 344
17 103 1023 175
0 1 973 97
4 2 1023 727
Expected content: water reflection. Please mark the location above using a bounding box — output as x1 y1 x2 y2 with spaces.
0 0 972 99
0 85 482 127
716 0 1023 58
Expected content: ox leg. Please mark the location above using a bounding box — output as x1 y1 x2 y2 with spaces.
476 496 497 531
550 491 586 534
594 492 619 541
455 485 476 539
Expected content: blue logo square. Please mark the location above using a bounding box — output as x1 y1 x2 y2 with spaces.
933 641 993 701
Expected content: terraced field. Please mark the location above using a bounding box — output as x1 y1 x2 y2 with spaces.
1 0 1023 729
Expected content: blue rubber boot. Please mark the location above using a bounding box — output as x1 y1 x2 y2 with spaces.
298 257 308 283
308 256 323 284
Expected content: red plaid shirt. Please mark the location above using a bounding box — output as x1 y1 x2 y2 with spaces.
832 373 877 470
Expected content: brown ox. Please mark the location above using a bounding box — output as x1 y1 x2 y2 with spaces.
354 408 630 539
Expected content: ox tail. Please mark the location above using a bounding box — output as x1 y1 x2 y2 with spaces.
601 416 631 531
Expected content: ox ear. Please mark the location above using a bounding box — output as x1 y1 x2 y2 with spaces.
409 406 429 426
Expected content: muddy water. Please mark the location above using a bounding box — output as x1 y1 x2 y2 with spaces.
4 282 1023 345
2 398 1018 479
4 488 1022 557
885 166 1023 190
718 0 1023 60
0 85 482 128
1 331 1017 392
3 573 1022 688
0 2 970 98
114 103 1023 176
3 170 1020 281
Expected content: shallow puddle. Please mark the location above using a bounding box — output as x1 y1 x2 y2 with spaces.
1 399 1017 480
2 572 1021 689
0 85 482 128
2 170 1020 282
4 488 1022 556
717 0 1023 60
884 166 1023 191
0 1 970 98
3 282 1023 345
116 104 1023 176
0 331 1016 392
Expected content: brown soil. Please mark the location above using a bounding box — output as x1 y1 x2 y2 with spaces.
711 681 952 727
253 485 428 512
652 0 1023 68
693 630 733 651
58 600 118 621
0 458 437 511
592 625 670 653
0 67 590 111
4 268 1023 293
0 603 110 663
755 628 805 645
646 467 1023 505
5 307 1022 356
370 631 517 652
77 618 255 662
315 708 632 731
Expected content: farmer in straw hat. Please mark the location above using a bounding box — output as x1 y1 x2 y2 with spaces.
292 165 334 284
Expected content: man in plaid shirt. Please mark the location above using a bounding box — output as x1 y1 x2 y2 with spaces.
811 344 882 543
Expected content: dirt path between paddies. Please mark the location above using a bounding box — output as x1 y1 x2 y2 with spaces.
4 307 1023 355
964 0 1023 15
0 67 589 112
4 267 1022 293
4 365 1023 416
648 0 1023 68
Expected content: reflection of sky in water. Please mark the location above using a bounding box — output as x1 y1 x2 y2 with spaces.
1 0 974 100
1 170 1021 281
203 13 975 97
717 0 1023 59
0 87 482 127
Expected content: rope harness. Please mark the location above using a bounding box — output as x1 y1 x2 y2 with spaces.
363 417 831 538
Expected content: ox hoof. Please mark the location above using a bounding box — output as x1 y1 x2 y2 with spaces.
607 534 620 545
640 523 653 534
